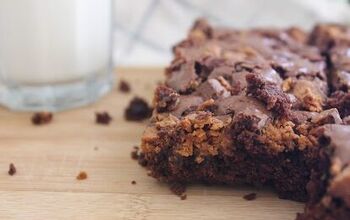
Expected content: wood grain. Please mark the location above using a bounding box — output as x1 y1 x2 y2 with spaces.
0 68 303 220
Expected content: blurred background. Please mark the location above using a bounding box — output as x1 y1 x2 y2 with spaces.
1 0 350 111
115 0 350 66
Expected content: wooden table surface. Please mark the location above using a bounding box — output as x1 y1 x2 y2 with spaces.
0 68 303 220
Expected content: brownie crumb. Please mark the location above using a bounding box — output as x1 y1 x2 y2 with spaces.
8 163 16 176
95 112 113 125
180 194 187 200
125 97 152 121
76 171 88 180
131 180 136 185
118 80 131 93
243 193 257 201
131 146 140 160
31 112 53 125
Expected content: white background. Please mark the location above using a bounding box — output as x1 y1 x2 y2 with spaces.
114 0 350 67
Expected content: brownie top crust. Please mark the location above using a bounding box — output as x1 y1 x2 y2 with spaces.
161 19 331 121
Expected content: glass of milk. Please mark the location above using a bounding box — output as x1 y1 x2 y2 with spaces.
0 0 113 111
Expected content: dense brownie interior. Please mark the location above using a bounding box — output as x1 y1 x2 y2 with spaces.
138 20 350 220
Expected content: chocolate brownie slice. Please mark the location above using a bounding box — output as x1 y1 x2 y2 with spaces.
138 20 350 219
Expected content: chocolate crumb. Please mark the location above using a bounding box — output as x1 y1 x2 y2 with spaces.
8 163 16 176
118 80 131 93
180 194 187 200
131 180 136 185
95 112 113 125
131 146 140 160
76 171 88 180
124 97 152 121
31 112 53 125
243 193 257 201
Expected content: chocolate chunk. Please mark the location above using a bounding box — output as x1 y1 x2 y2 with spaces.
125 97 152 121
170 96 203 117
271 52 325 80
215 95 271 129
166 61 199 93
194 78 231 100
260 68 283 86
31 112 53 125
208 66 234 80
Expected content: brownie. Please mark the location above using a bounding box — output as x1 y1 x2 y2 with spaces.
138 19 350 219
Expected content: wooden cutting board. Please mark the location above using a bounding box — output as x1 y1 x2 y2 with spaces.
0 68 303 220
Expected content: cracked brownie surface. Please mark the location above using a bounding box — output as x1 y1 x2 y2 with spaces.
138 20 350 219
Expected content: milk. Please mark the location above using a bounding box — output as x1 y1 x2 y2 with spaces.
0 0 112 85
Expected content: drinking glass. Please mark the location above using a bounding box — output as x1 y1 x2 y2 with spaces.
0 0 113 111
